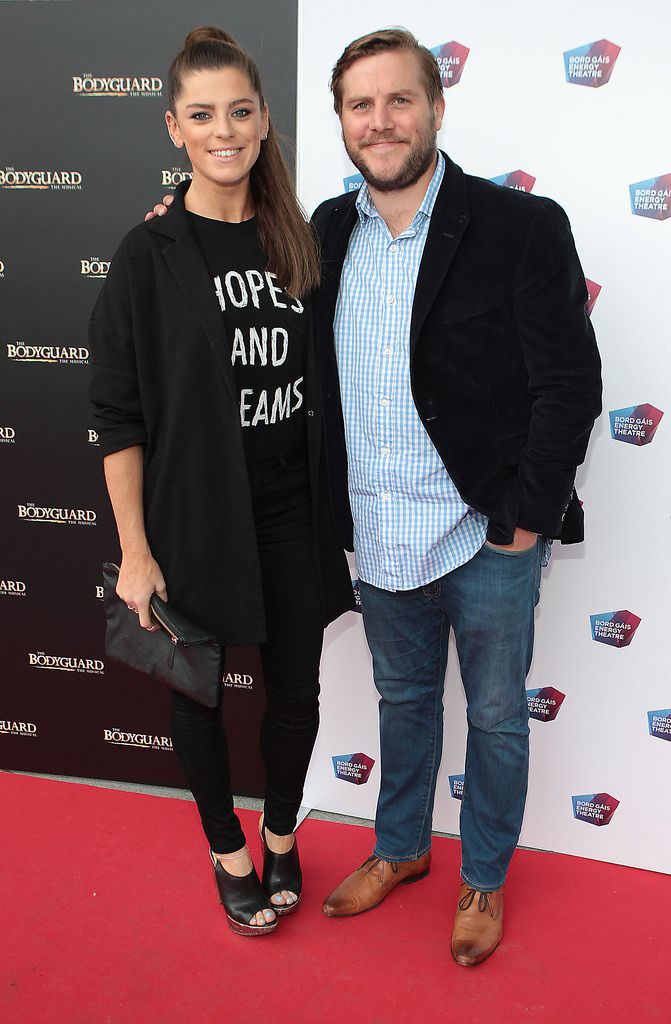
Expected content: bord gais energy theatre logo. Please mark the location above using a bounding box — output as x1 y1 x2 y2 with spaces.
490 170 536 193
449 774 465 800
609 404 664 446
648 710 671 742
563 40 621 87
343 173 364 193
572 793 619 826
72 74 163 98
430 42 470 87
585 279 601 316
527 686 566 722
590 610 641 649
0 167 82 190
332 752 375 785
629 174 671 221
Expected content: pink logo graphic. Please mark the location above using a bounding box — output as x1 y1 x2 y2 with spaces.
590 610 641 649
609 404 664 446
585 278 601 316
527 686 566 722
332 752 375 785
490 170 536 193
563 40 621 88
629 174 671 221
430 42 470 88
572 793 620 826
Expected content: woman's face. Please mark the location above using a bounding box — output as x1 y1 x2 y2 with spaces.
166 66 269 195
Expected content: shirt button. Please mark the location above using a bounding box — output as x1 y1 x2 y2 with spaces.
380 397 390 407
381 491 391 501
386 294 395 305
383 347 392 357
389 244 398 254
380 445 391 455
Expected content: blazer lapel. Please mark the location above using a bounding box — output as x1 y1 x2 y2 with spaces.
315 196 359 335
410 155 470 354
147 186 238 405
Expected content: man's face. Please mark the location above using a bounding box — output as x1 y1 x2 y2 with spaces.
338 50 444 193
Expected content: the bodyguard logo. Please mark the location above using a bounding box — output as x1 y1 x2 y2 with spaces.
0 167 82 190
222 672 253 690
332 752 375 785
80 258 109 280
104 728 173 750
96 585 104 601
0 426 16 444
351 578 361 612
161 167 193 187
0 260 4 277
449 774 465 800
0 720 37 739
572 793 619 826
343 173 364 192
563 40 621 87
590 610 641 649
585 278 601 316
609 404 664 446
18 504 97 526
72 74 163 98
629 175 671 220
648 710 671 742
88 429 100 447
0 579 27 597
29 651 104 674
527 686 566 722
490 170 536 193
7 343 89 365
430 41 470 88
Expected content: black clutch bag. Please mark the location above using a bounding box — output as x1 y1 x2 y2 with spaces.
102 562 222 708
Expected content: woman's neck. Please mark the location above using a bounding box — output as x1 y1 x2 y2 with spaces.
184 175 255 222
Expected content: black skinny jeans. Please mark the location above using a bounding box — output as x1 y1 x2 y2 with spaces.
169 455 324 854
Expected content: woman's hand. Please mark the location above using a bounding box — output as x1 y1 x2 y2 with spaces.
116 551 168 631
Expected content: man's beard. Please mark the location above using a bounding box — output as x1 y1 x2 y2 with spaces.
344 124 438 193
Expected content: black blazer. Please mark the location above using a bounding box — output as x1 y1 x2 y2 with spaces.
89 184 354 646
312 154 602 548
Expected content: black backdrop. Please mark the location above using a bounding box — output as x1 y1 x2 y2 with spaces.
0 0 299 793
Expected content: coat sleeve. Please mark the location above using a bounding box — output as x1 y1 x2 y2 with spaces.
88 236 148 457
512 199 602 538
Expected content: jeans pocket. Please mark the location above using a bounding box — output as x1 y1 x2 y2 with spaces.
483 539 539 557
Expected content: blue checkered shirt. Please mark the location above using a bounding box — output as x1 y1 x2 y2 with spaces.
333 153 489 591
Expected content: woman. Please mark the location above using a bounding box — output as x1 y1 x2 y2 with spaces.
89 27 353 936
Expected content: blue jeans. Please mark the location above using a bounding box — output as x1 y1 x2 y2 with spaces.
359 538 542 891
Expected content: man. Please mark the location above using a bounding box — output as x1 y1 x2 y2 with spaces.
311 29 601 966
148 27 601 966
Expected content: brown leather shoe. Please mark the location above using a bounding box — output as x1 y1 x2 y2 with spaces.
322 852 431 917
450 883 504 966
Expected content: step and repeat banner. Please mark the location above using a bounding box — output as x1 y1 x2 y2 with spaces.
298 0 670 875
0 0 299 794
1 0 668 876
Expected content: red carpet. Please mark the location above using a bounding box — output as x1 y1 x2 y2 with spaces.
1 772 667 1024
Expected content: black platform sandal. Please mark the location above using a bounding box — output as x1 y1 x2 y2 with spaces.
209 848 278 936
259 825 302 916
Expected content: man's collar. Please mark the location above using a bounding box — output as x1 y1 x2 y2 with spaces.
355 151 445 224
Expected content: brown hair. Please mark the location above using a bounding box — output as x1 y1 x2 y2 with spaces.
330 28 443 114
169 26 319 297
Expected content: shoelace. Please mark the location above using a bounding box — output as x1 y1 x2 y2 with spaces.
458 887 496 916
359 855 399 885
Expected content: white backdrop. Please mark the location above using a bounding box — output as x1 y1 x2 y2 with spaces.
298 0 670 874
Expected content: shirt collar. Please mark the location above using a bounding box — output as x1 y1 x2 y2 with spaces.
355 151 445 226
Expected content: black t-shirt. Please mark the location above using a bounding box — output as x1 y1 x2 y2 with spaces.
188 212 307 464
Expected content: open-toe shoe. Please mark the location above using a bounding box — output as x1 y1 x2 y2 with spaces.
259 824 302 916
210 849 278 936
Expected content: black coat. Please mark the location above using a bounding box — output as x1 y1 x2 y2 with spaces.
312 154 603 548
89 184 354 646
